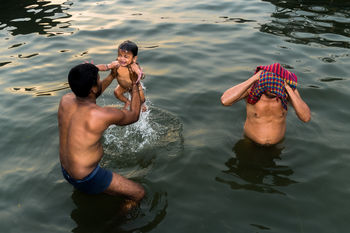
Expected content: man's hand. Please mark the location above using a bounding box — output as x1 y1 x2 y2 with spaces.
130 63 141 75
130 63 144 83
251 70 262 82
284 81 311 122
284 81 291 88
109 61 120 69
96 61 119 72
284 81 292 98
221 70 262 106
130 63 140 83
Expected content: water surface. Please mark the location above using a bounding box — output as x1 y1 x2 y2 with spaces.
1 0 350 232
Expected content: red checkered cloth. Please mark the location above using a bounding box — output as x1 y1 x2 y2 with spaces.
247 63 298 110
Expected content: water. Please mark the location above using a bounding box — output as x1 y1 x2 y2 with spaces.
0 0 350 232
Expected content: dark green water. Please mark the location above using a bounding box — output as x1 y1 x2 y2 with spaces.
1 0 350 232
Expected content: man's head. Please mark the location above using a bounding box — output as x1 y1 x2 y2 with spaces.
117 40 138 66
68 63 101 98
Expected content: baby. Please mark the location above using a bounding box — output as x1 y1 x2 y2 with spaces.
97 40 146 110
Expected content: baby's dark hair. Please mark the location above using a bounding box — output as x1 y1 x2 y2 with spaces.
118 40 138 56
68 63 99 97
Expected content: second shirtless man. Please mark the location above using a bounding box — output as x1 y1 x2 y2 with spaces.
221 63 311 145
58 63 145 208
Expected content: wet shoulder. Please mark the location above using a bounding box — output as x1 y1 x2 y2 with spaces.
59 93 76 112
87 105 117 132
61 92 74 101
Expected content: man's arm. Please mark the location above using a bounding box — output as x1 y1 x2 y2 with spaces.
88 61 119 94
101 76 141 126
100 73 114 94
130 63 145 83
96 61 120 72
120 82 141 125
285 83 311 122
220 70 262 106
98 61 120 93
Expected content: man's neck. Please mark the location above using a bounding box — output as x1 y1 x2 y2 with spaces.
76 95 96 104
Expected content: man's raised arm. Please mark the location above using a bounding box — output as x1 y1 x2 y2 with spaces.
124 81 141 124
221 70 262 106
285 83 311 122
100 73 114 94
109 69 142 126
99 61 120 93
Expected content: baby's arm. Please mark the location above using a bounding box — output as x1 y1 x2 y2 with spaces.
96 61 120 71
130 63 145 83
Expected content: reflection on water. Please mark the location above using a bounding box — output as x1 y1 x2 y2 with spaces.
0 0 72 36
1 0 349 232
70 188 168 233
261 0 350 48
10 82 70 96
216 138 297 195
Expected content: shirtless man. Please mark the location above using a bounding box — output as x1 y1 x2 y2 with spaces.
221 68 311 145
58 63 145 205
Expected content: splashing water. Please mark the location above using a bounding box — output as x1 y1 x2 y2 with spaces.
103 100 160 154
101 82 183 173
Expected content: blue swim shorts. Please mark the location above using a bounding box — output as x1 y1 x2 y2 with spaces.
61 165 113 194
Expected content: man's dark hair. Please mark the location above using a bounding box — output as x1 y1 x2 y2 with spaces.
118 40 138 56
68 63 99 97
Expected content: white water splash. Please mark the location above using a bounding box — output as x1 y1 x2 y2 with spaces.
101 81 183 173
103 101 160 153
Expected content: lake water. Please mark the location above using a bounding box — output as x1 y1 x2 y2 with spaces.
1 0 350 232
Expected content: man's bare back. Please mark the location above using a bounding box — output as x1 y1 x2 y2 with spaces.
59 93 107 179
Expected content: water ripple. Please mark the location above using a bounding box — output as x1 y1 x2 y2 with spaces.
0 0 72 36
261 0 350 48
1 1 350 233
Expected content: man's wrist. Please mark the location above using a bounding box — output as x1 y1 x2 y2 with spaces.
132 82 141 89
132 82 139 91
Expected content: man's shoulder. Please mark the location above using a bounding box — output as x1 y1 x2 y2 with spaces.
59 93 75 109
60 93 75 103
89 105 123 120
88 105 125 130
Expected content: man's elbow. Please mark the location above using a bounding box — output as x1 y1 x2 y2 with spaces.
131 110 140 123
299 112 311 123
302 114 311 123
220 96 231 106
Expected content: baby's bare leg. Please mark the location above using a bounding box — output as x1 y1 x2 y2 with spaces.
114 85 130 109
